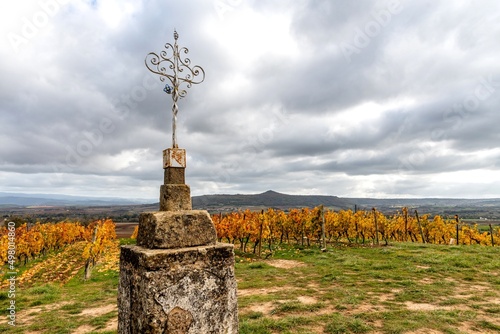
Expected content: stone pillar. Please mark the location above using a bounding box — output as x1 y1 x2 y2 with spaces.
118 148 239 334
160 148 192 211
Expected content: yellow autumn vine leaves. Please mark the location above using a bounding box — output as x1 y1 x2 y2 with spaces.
0 220 116 267
212 207 500 249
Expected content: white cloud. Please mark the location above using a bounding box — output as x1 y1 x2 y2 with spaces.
96 0 139 29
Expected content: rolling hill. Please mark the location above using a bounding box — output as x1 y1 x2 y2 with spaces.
192 190 355 211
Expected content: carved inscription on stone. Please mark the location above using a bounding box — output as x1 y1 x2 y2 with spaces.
166 307 193 334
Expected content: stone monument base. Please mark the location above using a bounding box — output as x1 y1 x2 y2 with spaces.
137 211 217 249
118 243 239 334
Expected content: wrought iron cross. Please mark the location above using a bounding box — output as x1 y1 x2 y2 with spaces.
145 30 205 148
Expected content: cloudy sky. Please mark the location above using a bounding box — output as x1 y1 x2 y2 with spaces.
1 0 500 200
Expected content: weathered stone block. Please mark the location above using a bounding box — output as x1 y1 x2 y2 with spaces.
160 184 192 211
164 167 185 185
137 211 217 249
118 244 239 334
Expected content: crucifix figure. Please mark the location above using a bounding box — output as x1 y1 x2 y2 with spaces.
145 30 205 148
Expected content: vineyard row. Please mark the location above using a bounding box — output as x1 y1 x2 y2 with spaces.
0 220 116 273
212 207 500 253
2 207 499 266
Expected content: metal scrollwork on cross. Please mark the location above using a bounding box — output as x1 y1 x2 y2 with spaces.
145 30 205 148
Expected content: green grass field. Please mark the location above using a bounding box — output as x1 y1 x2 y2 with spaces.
1 241 499 333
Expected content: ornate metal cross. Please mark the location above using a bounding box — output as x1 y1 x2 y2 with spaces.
145 30 205 148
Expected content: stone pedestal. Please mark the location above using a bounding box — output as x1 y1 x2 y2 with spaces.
118 244 238 333
118 147 239 334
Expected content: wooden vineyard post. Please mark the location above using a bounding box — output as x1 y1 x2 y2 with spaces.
372 208 379 246
415 210 426 244
258 210 264 258
403 207 408 242
321 205 326 251
490 224 495 246
455 215 460 246
84 225 98 281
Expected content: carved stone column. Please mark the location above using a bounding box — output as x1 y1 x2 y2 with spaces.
118 148 239 333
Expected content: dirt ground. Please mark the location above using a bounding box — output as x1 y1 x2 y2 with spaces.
114 223 137 238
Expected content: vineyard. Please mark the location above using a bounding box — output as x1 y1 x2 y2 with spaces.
1 208 499 280
1 211 500 333
2 207 499 271
0 219 117 285
212 207 500 254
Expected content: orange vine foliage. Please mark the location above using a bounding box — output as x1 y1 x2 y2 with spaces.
0 220 117 267
130 225 139 239
212 207 500 253
0 222 86 265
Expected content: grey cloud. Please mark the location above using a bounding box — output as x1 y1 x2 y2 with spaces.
1 0 500 199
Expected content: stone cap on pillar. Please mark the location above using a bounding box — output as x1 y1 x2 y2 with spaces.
163 148 186 168
137 210 217 249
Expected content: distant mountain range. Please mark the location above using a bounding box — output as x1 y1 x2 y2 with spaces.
347 197 500 209
0 192 150 207
2 190 500 217
192 190 500 213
